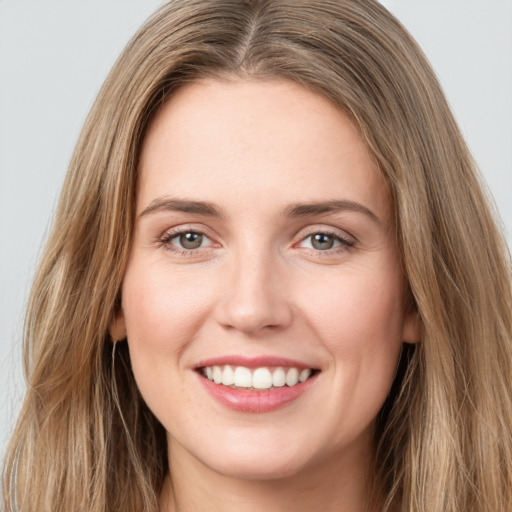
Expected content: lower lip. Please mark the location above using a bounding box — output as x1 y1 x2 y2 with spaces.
197 372 317 413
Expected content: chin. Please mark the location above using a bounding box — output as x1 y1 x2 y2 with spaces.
189 434 314 481
208 453 309 481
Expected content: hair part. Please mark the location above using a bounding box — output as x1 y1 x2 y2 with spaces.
3 1 512 511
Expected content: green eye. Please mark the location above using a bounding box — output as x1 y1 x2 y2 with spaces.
178 232 204 249
310 233 336 250
298 231 354 253
300 233 342 251
161 230 212 252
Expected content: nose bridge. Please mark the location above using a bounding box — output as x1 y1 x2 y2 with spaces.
217 237 292 334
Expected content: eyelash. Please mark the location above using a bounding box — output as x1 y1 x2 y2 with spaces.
296 229 355 254
157 227 355 256
157 228 214 257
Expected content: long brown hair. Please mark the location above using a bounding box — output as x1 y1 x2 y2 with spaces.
4 1 512 511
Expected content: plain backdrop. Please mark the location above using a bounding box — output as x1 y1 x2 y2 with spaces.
1 0 511 459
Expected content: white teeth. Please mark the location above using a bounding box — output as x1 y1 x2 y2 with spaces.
213 365 222 384
285 368 299 386
222 365 234 386
272 367 286 387
202 365 315 389
233 366 252 388
253 368 273 389
299 368 311 383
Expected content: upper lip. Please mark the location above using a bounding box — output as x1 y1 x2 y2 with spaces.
194 355 320 370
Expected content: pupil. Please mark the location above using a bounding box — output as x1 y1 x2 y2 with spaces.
180 232 202 249
312 233 334 250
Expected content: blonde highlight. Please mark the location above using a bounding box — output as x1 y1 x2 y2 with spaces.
3 1 512 511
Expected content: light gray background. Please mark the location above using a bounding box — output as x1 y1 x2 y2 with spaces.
1 0 511 458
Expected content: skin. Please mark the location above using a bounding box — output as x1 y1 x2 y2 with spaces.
111 78 420 512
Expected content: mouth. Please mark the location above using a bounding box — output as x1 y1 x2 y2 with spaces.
194 357 321 413
198 364 318 390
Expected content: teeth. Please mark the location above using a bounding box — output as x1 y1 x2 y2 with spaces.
222 365 234 386
213 366 223 384
272 367 286 387
233 366 252 388
202 365 314 390
253 368 273 389
285 368 299 386
299 369 311 383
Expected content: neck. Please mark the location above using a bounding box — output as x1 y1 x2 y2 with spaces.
159 432 380 512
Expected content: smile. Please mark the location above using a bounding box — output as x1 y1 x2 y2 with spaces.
196 358 320 413
201 365 314 390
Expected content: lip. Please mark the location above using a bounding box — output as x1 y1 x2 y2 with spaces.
194 355 317 370
195 358 319 413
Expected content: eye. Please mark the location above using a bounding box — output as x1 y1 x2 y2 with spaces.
307 233 339 250
174 232 207 250
298 231 354 252
160 229 213 252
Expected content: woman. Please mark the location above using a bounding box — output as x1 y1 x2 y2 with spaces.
3 1 512 511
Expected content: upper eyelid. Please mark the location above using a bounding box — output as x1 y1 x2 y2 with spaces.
295 225 356 243
157 226 218 251
158 228 217 255
160 224 216 239
157 223 356 246
296 233 354 252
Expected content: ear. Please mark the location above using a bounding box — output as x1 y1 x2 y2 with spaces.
109 309 127 342
402 310 421 344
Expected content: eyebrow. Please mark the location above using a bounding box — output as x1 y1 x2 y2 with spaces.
139 196 380 224
139 197 224 218
284 200 381 224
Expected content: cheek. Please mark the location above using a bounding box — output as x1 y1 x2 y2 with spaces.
123 261 210 330
299 265 405 350
295 264 405 426
119 263 221 430
120 263 216 376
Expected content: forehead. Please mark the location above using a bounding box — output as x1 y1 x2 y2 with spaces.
138 78 392 222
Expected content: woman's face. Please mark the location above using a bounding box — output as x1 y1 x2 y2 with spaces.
112 78 419 480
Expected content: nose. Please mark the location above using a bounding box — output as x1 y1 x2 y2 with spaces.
215 247 293 335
